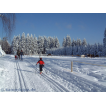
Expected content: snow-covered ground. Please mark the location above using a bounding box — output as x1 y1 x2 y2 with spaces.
0 54 106 92
0 45 5 57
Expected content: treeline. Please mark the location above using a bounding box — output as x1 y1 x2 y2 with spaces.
1 28 106 56
11 32 60 55
46 29 106 56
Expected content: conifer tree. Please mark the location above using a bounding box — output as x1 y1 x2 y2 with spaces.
103 28 106 56
72 39 75 47
66 35 71 47
62 37 66 47
55 37 60 48
33 35 38 54
82 38 87 46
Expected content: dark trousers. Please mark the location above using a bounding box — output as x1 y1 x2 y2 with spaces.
20 55 23 60
39 65 43 71
18 55 20 59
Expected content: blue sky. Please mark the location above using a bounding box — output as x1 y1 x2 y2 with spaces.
0 13 106 46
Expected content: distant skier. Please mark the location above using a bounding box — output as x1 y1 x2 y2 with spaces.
14 51 18 60
20 50 24 60
36 58 45 74
17 49 20 59
15 55 18 60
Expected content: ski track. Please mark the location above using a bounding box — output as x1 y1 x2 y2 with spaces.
20 59 54 92
15 60 28 92
3 56 35 92
44 59 106 92
1 55 106 92
24 59 70 92
24 58 106 92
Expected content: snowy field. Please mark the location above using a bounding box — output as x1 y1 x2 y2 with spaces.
0 54 106 92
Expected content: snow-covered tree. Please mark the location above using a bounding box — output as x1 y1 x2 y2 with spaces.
90 45 95 55
19 32 26 53
47 37 50 49
78 46 81 55
76 39 82 46
30 34 34 54
98 43 101 53
37 36 44 54
67 46 72 55
93 43 98 56
101 44 105 56
82 38 87 46
61 47 66 55
1 37 10 53
80 45 85 55
66 47 70 55
74 40 77 46
55 37 60 48
98 43 103 56
44 36 49 53
48 37 55 48
50 37 53 48
28 36 33 55
72 45 76 55
12 36 17 54
87 43 91 55
72 39 75 47
103 28 106 56
15 35 20 51
84 45 87 55
66 35 71 47
103 28 106 47
62 37 66 47
75 45 79 55
33 35 38 54
25 33 30 55
48 37 52 49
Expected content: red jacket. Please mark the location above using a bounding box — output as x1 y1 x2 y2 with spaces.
37 60 45 65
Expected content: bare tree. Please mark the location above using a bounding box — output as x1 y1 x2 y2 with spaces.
1 37 10 53
0 13 16 42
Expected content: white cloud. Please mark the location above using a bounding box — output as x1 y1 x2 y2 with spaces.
55 22 62 30
66 24 72 29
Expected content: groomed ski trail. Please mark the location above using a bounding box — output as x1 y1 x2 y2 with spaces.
14 59 54 92
43 59 106 92
14 60 29 91
3 56 53 92
24 59 70 92
1 55 106 92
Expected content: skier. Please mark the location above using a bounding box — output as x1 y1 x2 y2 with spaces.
14 51 18 60
36 58 45 74
20 50 24 60
17 49 20 59
15 55 18 60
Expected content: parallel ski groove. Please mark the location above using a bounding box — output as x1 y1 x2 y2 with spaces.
44 61 106 92
15 60 28 92
24 59 69 92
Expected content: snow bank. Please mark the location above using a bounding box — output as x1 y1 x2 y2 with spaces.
0 63 5 91
0 45 6 57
